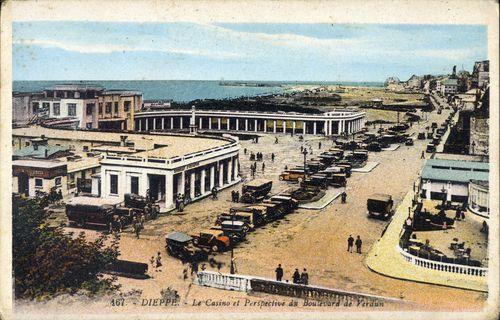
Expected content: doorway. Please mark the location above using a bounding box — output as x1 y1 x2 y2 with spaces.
18 173 29 196
148 174 165 201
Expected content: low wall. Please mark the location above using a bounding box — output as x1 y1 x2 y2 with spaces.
398 246 487 277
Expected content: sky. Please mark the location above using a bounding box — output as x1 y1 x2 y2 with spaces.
12 22 488 82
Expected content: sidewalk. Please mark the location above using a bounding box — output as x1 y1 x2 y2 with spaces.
298 188 343 210
365 189 488 292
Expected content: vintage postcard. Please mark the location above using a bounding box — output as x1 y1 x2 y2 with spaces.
0 0 498 319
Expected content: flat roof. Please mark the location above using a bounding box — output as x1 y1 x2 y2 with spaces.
421 159 489 183
13 126 230 160
13 159 66 169
66 196 122 206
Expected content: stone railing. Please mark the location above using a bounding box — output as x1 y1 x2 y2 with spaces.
397 246 487 277
195 271 401 303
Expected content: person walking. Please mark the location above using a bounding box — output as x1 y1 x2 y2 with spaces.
318 141 322 149
275 137 279 144
211 187 218 200
300 269 309 285
341 191 347 204
244 148 247 155
262 162 265 173
156 252 162 271
271 153 275 162
275 264 284 281
355 236 363 254
421 151 425 159
292 268 301 284
149 256 156 273
347 235 354 253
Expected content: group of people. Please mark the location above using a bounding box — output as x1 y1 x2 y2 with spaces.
230 190 240 202
109 202 159 236
347 235 363 254
249 152 264 161
175 193 186 212
274 264 309 285
149 252 163 274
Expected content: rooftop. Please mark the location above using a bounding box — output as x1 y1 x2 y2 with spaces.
102 90 142 96
421 159 489 183
13 126 231 161
442 79 458 86
12 159 67 169
13 145 69 159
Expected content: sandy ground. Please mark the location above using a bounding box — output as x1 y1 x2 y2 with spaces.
18 107 489 315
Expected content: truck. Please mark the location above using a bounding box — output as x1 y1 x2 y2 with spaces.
240 179 273 203
367 194 394 220
65 197 123 227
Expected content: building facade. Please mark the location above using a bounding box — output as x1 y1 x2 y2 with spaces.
134 109 365 136
97 90 143 131
12 160 68 197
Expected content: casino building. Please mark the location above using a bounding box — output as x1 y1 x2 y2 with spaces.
133 108 365 136
12 125 240 210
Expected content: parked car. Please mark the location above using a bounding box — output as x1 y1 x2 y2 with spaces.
227 207 267 229
426 143 436 153
219 220 248 242
165 231 208 261
303 173 329 189
426 132 434 139
329 173 347 188
192 229 231 253
240 179 273 203
417 132 426 140
65 197 123 227
366 142 382 152
405 138 414 146
367 194 394 220
279 169 306 182
267 195 299 214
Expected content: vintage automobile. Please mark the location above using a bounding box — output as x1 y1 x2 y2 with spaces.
426 132 434 139
366 142 382 152
267 195 299 214
306 160 327 173
65 197 123 227
303 173 329 189
227 207 267 229
405 138 414 146
256 202 285 222
328 148 344 158
165 231 208 261
389 123 409 132
279 169 306 182
329 173 347 188
417 132 426 140
192 229 231 252
367 193 394 220
431 122 438 129
317 152 339 166
218 220 248 242
240 179 273 203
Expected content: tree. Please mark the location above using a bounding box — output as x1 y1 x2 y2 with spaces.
12 195 120 300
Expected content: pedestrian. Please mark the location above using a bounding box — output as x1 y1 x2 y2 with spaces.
244 148 247 155
117 216 123 233
319 141 322 149
156 252 162 270
108 217 114 234
300 146 303 152
183 267 188 280
284 165 288 170
421 151 425 159
271 153 275 162
235 191 239 203
231 190 235 202
461 210 466 220
133 219 141 239
217 262 222 273
347 235 354 253
355 236 362 254
300 269 309 285
211 187 218 200
275 264 284 281
262 162 265 172
275 137 279 144
139 212 145 227
292 268 301 284
341 191 347 204
255 136 259 143
191 261 199 276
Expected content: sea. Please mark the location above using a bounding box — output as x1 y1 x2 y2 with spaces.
13 80 383 102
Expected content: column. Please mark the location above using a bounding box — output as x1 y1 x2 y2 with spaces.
209 165 215 190
153 118 156 130
145 118 149 131
201 169 207 193
219 162 224 186
313 122 317 135
234 157 239 180
337 120 342 135
180 117 184 129
348 121 351 134
170 117 174 129
282 120 286 133
264 120 267 132
162 117 165 130
199 117 202 129
254 119 258 132
227 158 233 183
273 120 277 133
165 172 174 208
292 121 296 134
139 119 142 131
303 121 306 134
178 171 185 195
190 171 196 200
208 117 212 129
218 118 221 130
324 121 328 136
245 119 248 131
236 118 239 131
